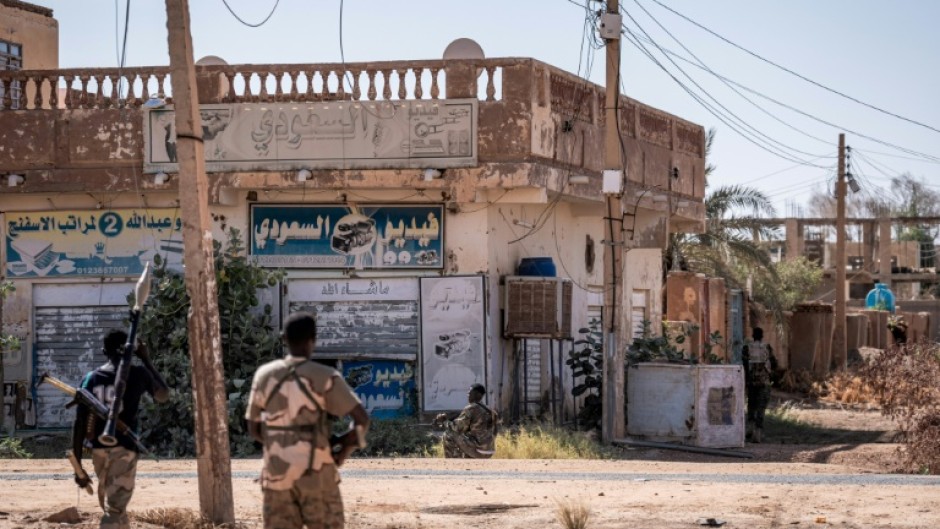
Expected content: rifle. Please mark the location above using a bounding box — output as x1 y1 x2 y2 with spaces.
39 373 153 457
100 263 152 447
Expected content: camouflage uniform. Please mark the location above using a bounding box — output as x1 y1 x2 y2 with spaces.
246 356 361 529
742 340 776 440
91 447 138 529
442 402 497 459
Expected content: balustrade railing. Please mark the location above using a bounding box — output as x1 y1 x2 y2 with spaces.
0 59 513 111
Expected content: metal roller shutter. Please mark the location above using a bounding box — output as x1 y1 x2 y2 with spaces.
33 284 131 429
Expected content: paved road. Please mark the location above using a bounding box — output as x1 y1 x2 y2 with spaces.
4 468 938 486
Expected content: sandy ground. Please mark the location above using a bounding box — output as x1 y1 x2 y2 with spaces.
1 444 938 529
2 403 936 528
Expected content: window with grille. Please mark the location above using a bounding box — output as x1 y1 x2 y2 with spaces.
0 39 23 108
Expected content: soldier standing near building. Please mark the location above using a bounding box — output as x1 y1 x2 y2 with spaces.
742 327 777 443
434 383 498 458
247 312 370 529
71 330 170 529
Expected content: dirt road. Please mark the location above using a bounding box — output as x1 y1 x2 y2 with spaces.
2 445 938 529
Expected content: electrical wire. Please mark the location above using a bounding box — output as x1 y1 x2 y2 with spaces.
619 22 830 168
643 0 940 136
220 0 280 28
628 0 835 150
621 19 828 164
619 27 940 164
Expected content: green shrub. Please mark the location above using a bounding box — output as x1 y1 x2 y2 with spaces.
0 437 32 459
137 229 284 457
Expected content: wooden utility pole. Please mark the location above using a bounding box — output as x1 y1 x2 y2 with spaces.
164 0 235 523
833 133 847 371
601 0 626 443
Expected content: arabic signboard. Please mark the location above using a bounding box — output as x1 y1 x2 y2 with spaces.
250 204 444 269
419 276 487 411
143 100 477 173
340 360 416 419
4 209 182 278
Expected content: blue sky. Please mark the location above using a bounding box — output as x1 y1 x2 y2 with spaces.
38 0 940 215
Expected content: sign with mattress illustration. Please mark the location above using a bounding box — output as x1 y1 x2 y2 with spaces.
340 360 415 419
419 276 486 411
4 209 182 278
250 204 443 269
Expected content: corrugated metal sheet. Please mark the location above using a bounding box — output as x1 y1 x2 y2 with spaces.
34 306 126 428
289 301 419 359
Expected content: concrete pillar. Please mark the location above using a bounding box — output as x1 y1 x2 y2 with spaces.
878 217 893 289
862 220 876 273
706 278 727 361
665 271 706 360
818 308 834 376
844 313 867 367
861 310 889 350
789 307 822 372
785 218 804 262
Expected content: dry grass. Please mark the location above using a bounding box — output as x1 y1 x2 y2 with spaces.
778 369 877 405
495 424 615 460
812 372 877 404
134 508 218 529
555 498 591 529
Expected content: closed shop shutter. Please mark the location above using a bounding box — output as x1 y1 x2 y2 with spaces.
33 284 131 429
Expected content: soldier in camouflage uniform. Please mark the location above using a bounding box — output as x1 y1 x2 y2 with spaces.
742 327 777 443
247 312 370 529
435 383 498 458
71 330 170 529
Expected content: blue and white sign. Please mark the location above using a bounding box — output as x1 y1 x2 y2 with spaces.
250 204 444 269
4 209 182 278
341 360 416 419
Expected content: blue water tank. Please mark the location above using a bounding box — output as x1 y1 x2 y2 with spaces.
865 283 896 313
517 257 557 277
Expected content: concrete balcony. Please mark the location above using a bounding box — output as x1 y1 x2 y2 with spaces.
0 58 705 230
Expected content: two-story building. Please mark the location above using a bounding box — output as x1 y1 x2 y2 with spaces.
0 5 705 436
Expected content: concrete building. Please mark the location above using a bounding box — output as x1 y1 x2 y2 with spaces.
0 0 57 110
0 31 705 434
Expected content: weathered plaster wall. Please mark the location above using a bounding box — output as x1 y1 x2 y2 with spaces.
0 2 57 70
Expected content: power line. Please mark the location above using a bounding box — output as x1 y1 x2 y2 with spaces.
621 25 940 164
220 0 280 28
619 22 829 168
644 0 940 136
628 0 835 150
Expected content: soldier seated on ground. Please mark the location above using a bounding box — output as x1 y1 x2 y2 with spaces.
434 383 498 459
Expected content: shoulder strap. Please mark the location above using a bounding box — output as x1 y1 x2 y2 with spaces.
264 359 324 414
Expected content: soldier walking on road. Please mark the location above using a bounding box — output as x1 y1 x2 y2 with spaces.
742 327 777 443
435 383 498 458
247 312 370 529
71 329 170 529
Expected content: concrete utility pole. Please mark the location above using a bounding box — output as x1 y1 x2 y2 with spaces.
833 133 847 371
601 0 626 443
164 0 235 523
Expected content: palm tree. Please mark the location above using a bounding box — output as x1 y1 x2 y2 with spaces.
669 184 779 281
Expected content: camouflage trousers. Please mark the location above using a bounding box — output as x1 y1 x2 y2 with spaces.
262 465 344 529
91 447 138 529
442 431 494 459
746 383 771 429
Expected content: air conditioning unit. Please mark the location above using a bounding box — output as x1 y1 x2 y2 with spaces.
503 276 572 339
